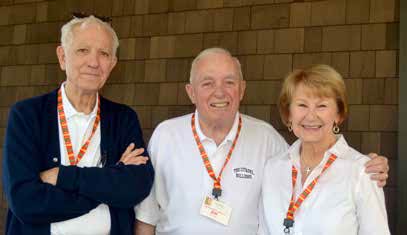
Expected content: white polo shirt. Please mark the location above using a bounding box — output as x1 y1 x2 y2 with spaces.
51 83 110 235
259 135 390 235
135 111 288 235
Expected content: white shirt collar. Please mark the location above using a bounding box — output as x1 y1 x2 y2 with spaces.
60 82 98 120
287 134 350 162
194 110 240 145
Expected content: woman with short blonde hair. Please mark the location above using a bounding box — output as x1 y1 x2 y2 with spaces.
260 64 390 235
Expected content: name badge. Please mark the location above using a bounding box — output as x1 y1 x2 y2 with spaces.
200 196 232 226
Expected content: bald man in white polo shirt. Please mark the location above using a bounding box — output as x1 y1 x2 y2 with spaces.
134 48 389 235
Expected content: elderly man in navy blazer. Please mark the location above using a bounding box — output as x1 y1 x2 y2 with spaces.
2 14 154 235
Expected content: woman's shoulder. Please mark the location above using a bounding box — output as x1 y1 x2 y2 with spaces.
337 144 373 186
332 135 370 168
344 147 370 164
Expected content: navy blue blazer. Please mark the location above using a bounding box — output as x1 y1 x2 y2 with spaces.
2 89 154 235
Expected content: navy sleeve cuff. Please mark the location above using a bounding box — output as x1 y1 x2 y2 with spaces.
56 165 79 192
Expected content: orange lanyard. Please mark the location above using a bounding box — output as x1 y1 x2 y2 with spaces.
283 154 337 234
57 88 100 166
191 113 242 199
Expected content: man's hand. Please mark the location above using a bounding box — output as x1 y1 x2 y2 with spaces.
365 153 389 188
119 143 149 165
135 220 155 235
40 167 59 186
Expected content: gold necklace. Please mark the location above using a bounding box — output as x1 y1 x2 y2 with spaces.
304 166 312 175
300 156 314 175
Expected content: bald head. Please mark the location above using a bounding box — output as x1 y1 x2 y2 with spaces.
189 47 243 84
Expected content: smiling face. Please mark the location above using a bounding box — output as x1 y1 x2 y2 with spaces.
56 22 117 95
186 51 246 128
289 83 340 146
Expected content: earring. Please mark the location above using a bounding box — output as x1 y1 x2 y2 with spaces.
332 122 340 134
287 122 293 132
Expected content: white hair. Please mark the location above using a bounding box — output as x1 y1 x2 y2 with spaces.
60 15 119 55
189 47 244 83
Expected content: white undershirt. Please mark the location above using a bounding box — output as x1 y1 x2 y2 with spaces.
51 83 111 235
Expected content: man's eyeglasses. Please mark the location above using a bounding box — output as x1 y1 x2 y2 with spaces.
72 12 112 23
